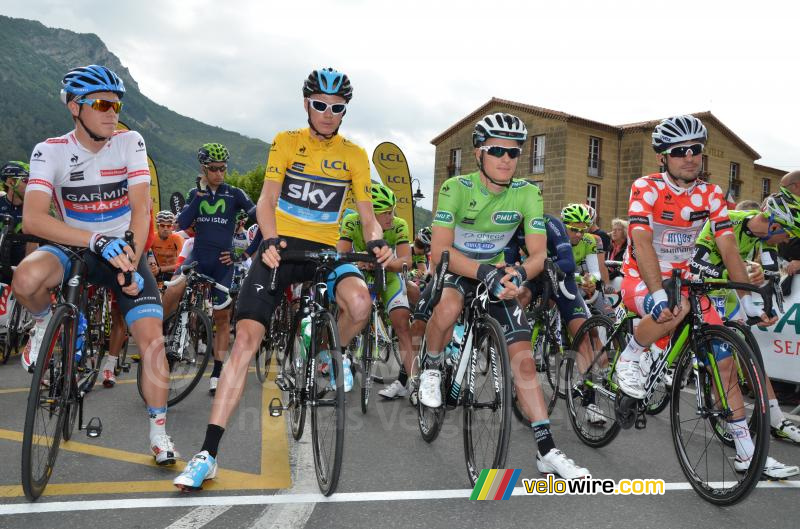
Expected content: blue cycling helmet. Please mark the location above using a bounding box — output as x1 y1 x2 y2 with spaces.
303 68 353 102
60 65 126 104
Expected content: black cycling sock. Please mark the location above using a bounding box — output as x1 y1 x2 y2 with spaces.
201 424 225 458
532 421 556 456
210 361 223 378
398 367 408 386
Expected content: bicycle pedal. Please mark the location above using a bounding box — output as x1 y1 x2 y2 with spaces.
85 416 102 438
268 397 286 417
121 362 131 373
634 413 647 430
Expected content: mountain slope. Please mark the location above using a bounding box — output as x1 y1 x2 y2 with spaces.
0 15 269 202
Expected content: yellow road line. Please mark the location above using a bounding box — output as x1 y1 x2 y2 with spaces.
0 377 291 497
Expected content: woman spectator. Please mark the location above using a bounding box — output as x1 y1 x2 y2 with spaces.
607 218 627 281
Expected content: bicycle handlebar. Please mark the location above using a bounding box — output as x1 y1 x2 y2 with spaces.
164 260 232 310
267 249 383 293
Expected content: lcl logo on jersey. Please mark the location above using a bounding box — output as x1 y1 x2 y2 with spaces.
322 160 349 171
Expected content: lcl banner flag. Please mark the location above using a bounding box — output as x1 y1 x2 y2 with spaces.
372 142 414 233
116 121 161 212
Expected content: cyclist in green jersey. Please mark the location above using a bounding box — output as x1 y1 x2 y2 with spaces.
422 112 590 479
338 182 414 399
561 203 610 314
690 195 800 449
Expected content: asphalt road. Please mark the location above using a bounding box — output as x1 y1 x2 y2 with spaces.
1 344 799 529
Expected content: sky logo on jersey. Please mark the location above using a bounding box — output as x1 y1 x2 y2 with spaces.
435 211 454 223
279 174 346 223
61 180 130 222
492 211 521 225
199 198 226 215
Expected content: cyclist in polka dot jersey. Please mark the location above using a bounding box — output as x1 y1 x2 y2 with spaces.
618 115 775 400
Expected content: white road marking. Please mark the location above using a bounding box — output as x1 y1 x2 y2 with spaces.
248 427 316 529
2 481 799 516
164 505 232 529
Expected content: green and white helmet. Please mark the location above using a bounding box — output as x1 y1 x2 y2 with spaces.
198 143 230 165
371 182 396 212
764 193 800 238
561 203 592 225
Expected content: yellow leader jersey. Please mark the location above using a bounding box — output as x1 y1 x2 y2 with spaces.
265 128 371 246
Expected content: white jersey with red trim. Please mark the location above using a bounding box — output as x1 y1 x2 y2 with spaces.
622 172 733 280
26 129 151 238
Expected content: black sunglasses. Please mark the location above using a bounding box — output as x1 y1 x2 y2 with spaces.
663 143 704 158
479 145 522 159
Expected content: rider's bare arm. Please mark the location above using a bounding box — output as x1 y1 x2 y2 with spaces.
22 189 94 247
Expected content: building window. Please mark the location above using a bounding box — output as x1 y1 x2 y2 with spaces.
762 178 771 201
588 137 602 177
729 162 741 199
587 184 599 219
530 135 545 174
448 148 461 177
700 155 710 180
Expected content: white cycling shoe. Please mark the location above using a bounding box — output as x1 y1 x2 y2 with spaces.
536 449 591 479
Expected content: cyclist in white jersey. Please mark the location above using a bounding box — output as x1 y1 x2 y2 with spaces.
12 65 178 466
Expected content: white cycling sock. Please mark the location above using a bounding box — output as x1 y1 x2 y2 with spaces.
148 406 167 441
103 355 117 371
620 337 646 363
727 418 755 462
769 399 784 429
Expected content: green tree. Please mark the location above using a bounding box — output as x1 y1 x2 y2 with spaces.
226 165 266 204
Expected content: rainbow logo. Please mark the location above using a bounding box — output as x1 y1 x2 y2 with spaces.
470 469 521 500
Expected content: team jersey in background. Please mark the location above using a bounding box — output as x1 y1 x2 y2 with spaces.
151 233 184 269
26 129 150 238
339 213 410 251
265 128 371 246
177 183 255 252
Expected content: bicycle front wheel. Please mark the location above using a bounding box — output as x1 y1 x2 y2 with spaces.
21 306 72 501
310 311 344 496
137 308 212 406
359 318 375 414
564 315 621 448
670 324 769 506
464 316 512 486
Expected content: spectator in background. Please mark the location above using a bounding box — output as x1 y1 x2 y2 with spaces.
736 199 760 211
607 218 627 281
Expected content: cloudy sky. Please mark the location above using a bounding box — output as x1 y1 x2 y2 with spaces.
5 1 800 209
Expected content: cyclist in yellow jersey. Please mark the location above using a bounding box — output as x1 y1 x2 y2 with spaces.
175 67 392 491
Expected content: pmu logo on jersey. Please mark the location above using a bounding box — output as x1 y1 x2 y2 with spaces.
491 211 521 225
279 175 346 223
61 180 129 222
434 211 454 223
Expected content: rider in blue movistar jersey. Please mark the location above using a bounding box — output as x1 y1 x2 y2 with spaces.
171 143 256 394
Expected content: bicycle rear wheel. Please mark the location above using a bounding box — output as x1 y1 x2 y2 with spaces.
464 316 511 485
670 324 769 506
564 315 621 448
310 311 344 495
21 306 72 501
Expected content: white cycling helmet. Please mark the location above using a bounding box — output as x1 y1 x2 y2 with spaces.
472 112 528 147
652 115 708 153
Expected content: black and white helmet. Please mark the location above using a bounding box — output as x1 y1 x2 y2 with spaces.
472 112 528 147
652 115 708 153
